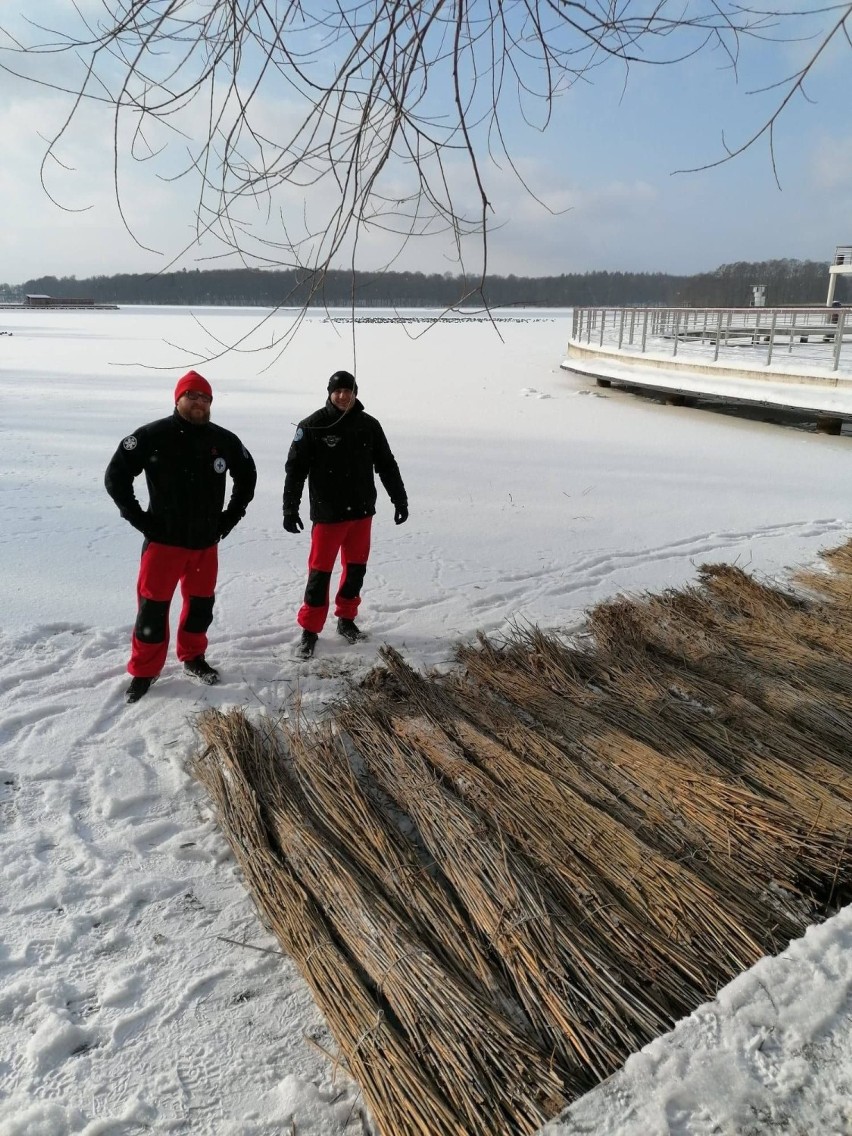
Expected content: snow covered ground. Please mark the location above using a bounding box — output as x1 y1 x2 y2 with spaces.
2 305 852 1135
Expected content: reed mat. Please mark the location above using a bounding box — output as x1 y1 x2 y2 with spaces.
191 541 852 1135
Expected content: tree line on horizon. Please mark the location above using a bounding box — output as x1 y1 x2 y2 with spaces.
0 259 842 309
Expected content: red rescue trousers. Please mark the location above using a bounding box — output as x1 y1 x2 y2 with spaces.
297 517 372 633
129 542 218 677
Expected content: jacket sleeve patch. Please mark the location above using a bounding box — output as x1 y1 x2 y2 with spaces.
122 435 138 451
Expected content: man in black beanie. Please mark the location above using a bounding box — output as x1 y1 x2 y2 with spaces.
282 369 408 659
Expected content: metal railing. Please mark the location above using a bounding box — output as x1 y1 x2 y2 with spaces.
571 306 851 374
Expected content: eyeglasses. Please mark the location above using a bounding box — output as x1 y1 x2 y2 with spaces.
182 391 212 403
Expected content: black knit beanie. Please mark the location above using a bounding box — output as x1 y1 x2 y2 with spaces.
327 370 357 395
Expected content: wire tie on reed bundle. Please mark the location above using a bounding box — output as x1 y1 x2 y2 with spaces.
303 942 335 965
492 903 544 948
378 863 407 887
376 950 426 993
350 1011 387 1056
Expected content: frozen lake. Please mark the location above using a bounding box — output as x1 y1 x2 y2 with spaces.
2 305 852 1135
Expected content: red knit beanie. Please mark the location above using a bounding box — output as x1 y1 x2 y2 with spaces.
174 370 213 403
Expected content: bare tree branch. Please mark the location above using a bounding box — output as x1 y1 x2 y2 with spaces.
1 0 849 319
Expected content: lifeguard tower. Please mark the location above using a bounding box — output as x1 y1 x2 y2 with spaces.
826 245 852 305
750 284 766 308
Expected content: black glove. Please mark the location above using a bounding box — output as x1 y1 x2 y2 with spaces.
138 515 159 542
394 503 408 525
124 507 150 536
283 513 304 534
219 511 238 540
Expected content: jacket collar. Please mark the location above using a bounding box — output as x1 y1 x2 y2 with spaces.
324 397 364 419
172 407 211 432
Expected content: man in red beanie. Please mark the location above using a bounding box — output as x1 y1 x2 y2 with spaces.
282 369 408 659
105 371 257 702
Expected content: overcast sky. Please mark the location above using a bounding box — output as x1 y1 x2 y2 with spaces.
1 2 850 284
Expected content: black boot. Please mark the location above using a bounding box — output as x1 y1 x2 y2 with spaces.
337 618 366 643
295 630 318 659
184 655 220 685
125 675 158 704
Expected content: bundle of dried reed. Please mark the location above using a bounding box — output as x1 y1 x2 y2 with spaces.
338 681 740 1081
795 540 852 633
458 630 721 781
443 653 820 898
236 711 567 1135
590 593 852 762
443 662 704 854
683 567 852 698
633 583 852 770
192 709 465 1136
455 635 837 907
283 714 505 1003
376 650 710 1001
820 539 852 574
191 542 852 1133
341 691 713 1081
456 628 852 938
587 597 852 814
402 657 778 967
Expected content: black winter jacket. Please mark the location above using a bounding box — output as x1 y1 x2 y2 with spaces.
105 410 257 549
283 399 407 524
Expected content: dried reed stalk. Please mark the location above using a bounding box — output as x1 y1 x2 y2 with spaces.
192 709 464 1136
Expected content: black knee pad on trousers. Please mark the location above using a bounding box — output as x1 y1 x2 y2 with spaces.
134 598 169 643
304 569 332 608
184 594 215 634
338 562 367 600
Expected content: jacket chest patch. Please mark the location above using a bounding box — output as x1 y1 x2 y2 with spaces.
323 435 341 448
213 457 227 474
